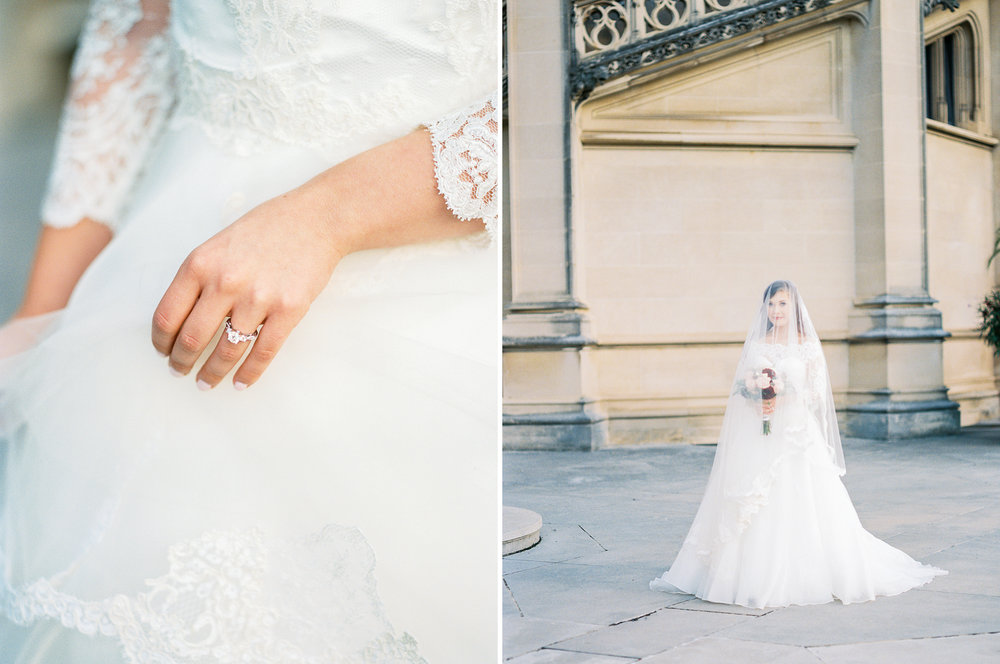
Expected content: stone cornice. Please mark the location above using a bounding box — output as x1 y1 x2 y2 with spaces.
569 0 840 102
569 0 963 102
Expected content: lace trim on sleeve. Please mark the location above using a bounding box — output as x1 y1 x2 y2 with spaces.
803 340 827 411
40 0 174 231
426 92 499 242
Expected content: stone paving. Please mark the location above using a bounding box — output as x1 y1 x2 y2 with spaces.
503 424 1000 663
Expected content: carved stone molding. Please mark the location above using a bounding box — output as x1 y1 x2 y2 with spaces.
923 0 961 16
577 22 855 149
570 0 840 101
569 0 958 101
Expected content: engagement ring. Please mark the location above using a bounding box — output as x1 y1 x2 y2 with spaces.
225 318 259 344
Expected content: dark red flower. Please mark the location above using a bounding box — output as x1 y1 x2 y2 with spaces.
760 368 776 400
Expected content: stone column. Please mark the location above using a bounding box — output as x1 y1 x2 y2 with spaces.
846 0 959 437
503 0 606 450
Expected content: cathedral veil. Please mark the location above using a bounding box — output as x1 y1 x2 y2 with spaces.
651 280 947 607
674 280 844 557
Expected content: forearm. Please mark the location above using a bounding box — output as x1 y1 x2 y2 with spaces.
152 125 492 389
291 128 486 257
14 219 112 318
13 1 171 321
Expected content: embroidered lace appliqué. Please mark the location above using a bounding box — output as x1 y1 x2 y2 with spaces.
41 0 175 230
430 0 498 80
44 0 498 234
427 93 499 241
172 0 497 160
172 0 351 155
2 525 426 664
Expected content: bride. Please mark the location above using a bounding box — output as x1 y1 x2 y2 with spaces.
650 280 946 608
0 1 497 662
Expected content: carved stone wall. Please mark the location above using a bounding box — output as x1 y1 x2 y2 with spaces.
573 20 857 445
504 0 997 449
925 0 1000 425
570 0 849 100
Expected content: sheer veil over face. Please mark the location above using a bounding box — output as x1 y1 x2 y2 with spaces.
725 280 845 473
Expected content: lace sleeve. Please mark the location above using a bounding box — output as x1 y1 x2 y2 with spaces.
425 92 499 242
41 0 174 231
804 341 829 410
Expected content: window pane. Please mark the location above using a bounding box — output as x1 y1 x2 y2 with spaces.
943 33 956 126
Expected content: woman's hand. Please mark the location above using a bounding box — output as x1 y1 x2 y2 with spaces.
151 186 343 390
761 398 776 416
151 128 485 390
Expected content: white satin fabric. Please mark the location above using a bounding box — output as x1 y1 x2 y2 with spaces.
1 1 498 663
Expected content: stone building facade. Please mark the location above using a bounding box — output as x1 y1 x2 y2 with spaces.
504 0 1000 449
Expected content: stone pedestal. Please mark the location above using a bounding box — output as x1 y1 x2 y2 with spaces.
503 310 607 450
502 506 542 556
845 296 959 438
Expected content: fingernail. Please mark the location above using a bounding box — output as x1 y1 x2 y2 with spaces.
234 381 248 391
197 379 212 391
169 366 184 378
155 350 168 358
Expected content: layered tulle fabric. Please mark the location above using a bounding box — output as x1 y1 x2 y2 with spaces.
1 1 499 661
650 281 945 608
1 123 498 663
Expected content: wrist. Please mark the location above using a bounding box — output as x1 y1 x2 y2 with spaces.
290 173 362 261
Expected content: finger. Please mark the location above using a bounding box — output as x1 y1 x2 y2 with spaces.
231 312 299 390
168 296 231 376
196 312 265 389
152 260 203 356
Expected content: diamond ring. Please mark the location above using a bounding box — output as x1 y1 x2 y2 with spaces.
225 318 259 344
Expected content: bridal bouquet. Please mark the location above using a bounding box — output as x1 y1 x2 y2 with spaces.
741 367 783 435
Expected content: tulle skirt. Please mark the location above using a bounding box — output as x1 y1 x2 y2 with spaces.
650 406 945 608
0 124 498 663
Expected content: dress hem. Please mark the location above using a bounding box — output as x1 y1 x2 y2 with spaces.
649 565 948 610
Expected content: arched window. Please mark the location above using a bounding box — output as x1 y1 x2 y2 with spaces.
925 21 979 131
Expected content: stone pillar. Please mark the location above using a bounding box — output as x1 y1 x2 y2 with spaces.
991 1 1000 289
503 0 606 450
846 0 959 437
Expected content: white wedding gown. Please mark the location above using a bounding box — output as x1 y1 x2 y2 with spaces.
650 340 946 608
0 2 498 663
